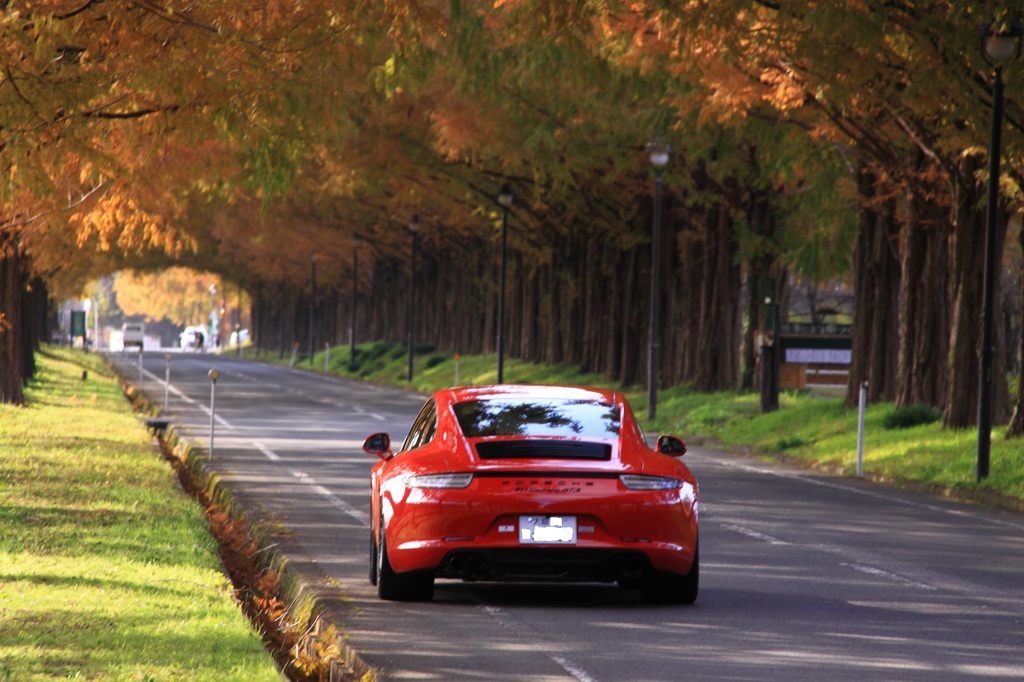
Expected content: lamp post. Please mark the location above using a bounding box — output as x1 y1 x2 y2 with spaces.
235 282 242 356
497 183 514 384
407 215 421 382
208 284 218 348
977 20 1022 481
647 139 670 421
351 239 359 371
309 253 317 366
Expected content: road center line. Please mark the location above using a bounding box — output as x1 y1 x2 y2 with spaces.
253 442 280 461
143 368 232 428
252 443 368 525
479 605 598 682
720 523 790 545
710 456 1024 531
841 562 937 590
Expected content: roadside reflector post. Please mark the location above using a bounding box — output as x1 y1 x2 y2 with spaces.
856 381 868 478
454 353 461 387
138 347 144 391
164 353 172 412
208 369 220 461
324 342 330 373
290 342 299 368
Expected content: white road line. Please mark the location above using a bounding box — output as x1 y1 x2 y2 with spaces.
841 562 937 590
353 407 386 421
479 605 597 682
720 523 790 545
709 456 1024 531
551 656 599 682
253 442 281 461
252 443 368 525
143 368 232 428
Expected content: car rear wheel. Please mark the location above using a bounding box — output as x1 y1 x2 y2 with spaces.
640 542 699 605
376 517 434 602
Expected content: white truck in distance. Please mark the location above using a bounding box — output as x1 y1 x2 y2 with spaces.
121 322 145 350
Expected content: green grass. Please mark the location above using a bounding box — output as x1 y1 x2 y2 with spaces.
0 348 280 681
247 341 1024 503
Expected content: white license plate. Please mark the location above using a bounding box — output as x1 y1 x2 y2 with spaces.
519 515 577 545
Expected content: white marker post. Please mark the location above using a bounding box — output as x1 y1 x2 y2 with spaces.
208 369 220 461
164 353 172 412
856 381 868 478
138 348 144 391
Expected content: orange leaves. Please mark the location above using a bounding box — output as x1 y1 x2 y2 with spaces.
429 95 496 161
759 63 808 113
70 189 191 257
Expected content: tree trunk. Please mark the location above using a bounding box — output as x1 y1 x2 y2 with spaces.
742 184 777 395
945 153 1010 428
693 202 741 391
846 166 901 407
895 169 949 410
1 229 26 405
1006 211 1024 438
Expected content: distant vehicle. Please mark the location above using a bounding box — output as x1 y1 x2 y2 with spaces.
229 328 250 346
121 323 145 350
362 384 699 603
179 326 206 352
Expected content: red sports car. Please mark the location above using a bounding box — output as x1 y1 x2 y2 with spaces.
362 384 699 603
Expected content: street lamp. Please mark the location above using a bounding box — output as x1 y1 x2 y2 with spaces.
407 215 421 382
497 183 514 384
309 253 318 366
977 20 1023 481
647 139 670 420
351 239 360 371
208 284 218 348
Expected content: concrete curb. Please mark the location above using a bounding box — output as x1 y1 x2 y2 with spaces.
166 424 382 682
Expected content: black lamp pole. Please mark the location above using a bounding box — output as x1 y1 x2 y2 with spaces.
351 241 359 371
407 215 420 382
309 253 317 365
497 183 514 384
647 140 670 421
208 284 217 346
978 21 1022 481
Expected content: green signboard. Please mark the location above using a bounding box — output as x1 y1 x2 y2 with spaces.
71 310 87 339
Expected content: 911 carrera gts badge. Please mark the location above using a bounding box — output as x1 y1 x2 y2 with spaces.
509 479 585 494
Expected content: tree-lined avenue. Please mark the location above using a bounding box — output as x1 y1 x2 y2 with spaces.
127 352 1024 681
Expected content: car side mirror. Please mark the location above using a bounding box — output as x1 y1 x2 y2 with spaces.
363 432 393 460
656 435 687 457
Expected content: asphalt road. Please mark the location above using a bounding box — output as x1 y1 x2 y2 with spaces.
122 350 1024 681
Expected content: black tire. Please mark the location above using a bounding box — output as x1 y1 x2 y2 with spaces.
376 518 434 602
640 542 699 605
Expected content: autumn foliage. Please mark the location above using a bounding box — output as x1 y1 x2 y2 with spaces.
2 1 1023 435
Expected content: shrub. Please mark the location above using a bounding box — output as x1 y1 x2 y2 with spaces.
776 435 806 451
361 341 397 361
425 354 447 369
884 404 942 430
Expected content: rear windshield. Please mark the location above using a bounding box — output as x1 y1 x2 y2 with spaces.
453 398 620 439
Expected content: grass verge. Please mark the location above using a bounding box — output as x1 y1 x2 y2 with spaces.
245 341 1024 508
0 348 282 681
